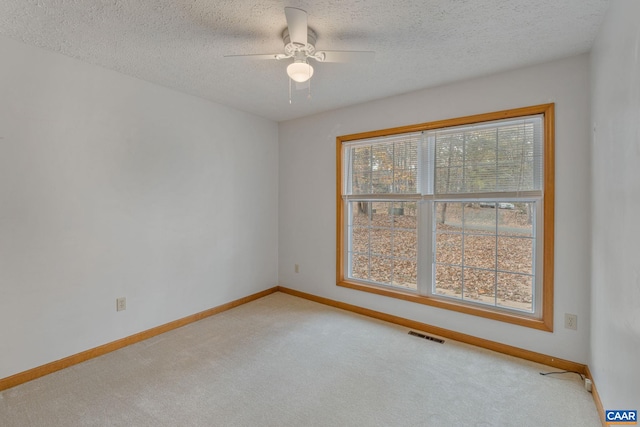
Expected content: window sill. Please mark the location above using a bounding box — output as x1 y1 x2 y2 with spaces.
337 279 553 332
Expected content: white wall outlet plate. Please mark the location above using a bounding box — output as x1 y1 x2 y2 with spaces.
564 313 577 330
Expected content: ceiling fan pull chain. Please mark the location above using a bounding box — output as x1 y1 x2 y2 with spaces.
289 77 292 104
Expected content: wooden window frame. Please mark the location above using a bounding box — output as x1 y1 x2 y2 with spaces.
336 104 555 331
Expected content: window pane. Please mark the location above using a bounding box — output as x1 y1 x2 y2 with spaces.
392 202 417 229
464 203 496 234
393 259 417 290
351 226 369 254
371 229 392 257
371 202 391 226
497 124 536 191
498 203 534 237
435 264 462 298
435 133 464 193
351 254 369 281
436 233 462 265
350 146 372 194
346 135 419 195
463 235 496 269
433 200 536 312
370 256 392 283
346 201 417 290
393 140 418 193
463 267 496 304
464 131 497 193
394 230 417 259
497 273 533 312
497 237 533 274
435 202 463 231
352 202 372 227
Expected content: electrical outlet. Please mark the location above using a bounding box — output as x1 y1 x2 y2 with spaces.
584 378 593 392
294 264 299 273
116 297 126 312
564 313 577 330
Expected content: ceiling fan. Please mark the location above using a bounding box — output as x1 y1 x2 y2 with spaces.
225 7 375 84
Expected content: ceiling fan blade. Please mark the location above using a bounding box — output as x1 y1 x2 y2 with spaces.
316 50 375 63
223 53 285 60
284 7 308 46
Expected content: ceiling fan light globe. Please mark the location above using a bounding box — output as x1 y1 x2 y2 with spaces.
287 62 314 82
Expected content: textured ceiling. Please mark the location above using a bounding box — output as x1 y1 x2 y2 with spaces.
0 0 610 122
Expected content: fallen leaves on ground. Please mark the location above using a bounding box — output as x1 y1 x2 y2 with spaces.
350 206 533 310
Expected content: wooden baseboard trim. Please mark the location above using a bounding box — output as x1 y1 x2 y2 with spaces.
277 286 586 374
585 366 606 427
3 284 599 417
0 287 278 392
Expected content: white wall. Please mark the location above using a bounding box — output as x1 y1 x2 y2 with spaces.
0 36 279 379
590 0 640 410
279 54 592 363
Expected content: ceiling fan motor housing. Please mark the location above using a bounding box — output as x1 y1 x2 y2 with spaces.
282 28 317 55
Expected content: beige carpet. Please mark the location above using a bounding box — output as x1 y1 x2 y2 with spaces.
0 292 600 426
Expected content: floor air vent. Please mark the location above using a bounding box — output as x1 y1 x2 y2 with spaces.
408 331 444 344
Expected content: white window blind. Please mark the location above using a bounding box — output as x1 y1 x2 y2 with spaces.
344 132 421 196
432 116 543 195
343 117 543 198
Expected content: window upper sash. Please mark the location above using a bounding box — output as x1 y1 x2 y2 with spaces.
343 115 544 198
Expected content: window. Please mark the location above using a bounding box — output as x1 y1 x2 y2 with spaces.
336 104 554 331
